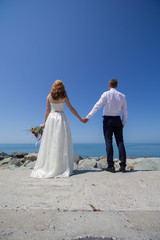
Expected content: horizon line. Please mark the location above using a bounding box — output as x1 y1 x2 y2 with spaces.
0 142 160 145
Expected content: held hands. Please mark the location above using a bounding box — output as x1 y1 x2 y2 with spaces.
80 118 89 123
84 118 89 123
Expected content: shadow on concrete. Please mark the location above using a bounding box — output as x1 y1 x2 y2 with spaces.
72 237 114 240
72 169 156 176
72 169 103 175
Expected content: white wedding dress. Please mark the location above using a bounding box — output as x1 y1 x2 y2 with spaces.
30 95 73 178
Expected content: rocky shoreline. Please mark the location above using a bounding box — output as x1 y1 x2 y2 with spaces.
0 151 160 171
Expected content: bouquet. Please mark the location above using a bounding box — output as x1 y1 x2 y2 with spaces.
30 126 43 142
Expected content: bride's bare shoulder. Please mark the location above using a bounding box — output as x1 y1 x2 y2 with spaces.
47 93 52 101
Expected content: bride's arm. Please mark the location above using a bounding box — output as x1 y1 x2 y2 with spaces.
43 97 51 127
65 96 85 123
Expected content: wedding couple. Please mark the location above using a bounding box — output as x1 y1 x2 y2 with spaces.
30 79 127 178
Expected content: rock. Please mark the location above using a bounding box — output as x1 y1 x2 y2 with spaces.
10 158 23 167
23 160 30 167
73 155 83 163
126 158 142 170
78 158 100 170
73 163 78 170
24 161 35 169
126 158 160 171
113 159 121 170
0 157 12 166
11 152 28 158
0 152 10 161
0 157 22 167
134 158 160 171
127 161 137 171
86 156 99 161
19 158 26 164
127 156 137 159
114 158 119 162
24 153 38 161
97 157 107 169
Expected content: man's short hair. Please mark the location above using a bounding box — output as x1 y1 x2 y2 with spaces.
109 79 118 88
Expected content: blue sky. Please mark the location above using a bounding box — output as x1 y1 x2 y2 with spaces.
0 0 160 144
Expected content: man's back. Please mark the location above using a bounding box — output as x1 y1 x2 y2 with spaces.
103 88 126 117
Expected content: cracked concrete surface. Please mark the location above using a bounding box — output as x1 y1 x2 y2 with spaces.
0 168 160 239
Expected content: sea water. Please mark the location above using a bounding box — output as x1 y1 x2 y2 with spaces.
0 143 160 158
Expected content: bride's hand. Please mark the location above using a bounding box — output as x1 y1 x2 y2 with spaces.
80 118 89 123
84 118 89 123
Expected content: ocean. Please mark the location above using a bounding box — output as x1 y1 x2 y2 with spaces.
0 143 160 158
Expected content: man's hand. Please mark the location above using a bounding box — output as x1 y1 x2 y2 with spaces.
80 118 89 123
83 118 89 123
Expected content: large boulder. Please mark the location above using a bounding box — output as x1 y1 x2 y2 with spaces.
73 162 78 170
0 152 10 161
126 158 142 170
0 157 23 167
11 152 28 158
97 157 107 169
77 157 100 170
133 158 160 171
24 153 38 161
0 157 12 166
73 155 83 163
113 158 121 170
23 161 35 169
10 158 23 167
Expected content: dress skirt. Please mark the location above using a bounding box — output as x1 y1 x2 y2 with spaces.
30 111 73 178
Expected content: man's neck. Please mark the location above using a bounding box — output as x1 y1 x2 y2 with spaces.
109 87 117 90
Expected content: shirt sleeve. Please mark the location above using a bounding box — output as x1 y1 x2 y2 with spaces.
121 96 127 126
86 92 106 119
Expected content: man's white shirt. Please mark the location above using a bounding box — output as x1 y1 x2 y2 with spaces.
86 88 128 126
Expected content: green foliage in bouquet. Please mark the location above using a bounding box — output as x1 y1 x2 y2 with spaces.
30 126 43 139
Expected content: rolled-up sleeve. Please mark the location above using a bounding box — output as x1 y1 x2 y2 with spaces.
122 96 127 126
86 93 106 119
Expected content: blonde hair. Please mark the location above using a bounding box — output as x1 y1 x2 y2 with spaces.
50 80 67 100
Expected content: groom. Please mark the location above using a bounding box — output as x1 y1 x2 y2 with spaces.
85 79 127 173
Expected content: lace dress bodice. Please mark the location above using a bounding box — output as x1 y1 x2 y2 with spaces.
48 94 65 112
50 103 64 112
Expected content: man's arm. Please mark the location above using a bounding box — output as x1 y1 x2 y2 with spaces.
86 92 106 120
122 96 127 127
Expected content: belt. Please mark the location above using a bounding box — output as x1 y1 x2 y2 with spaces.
103 115 120 118
51 111 63 113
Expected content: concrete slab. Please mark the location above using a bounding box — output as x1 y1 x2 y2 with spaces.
0 168 160 239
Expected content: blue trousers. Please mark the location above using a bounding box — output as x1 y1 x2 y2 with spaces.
103 116 126 168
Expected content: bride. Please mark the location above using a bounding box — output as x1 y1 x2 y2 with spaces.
30 80 85 178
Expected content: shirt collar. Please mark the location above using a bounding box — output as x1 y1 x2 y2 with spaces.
110 88 117 91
